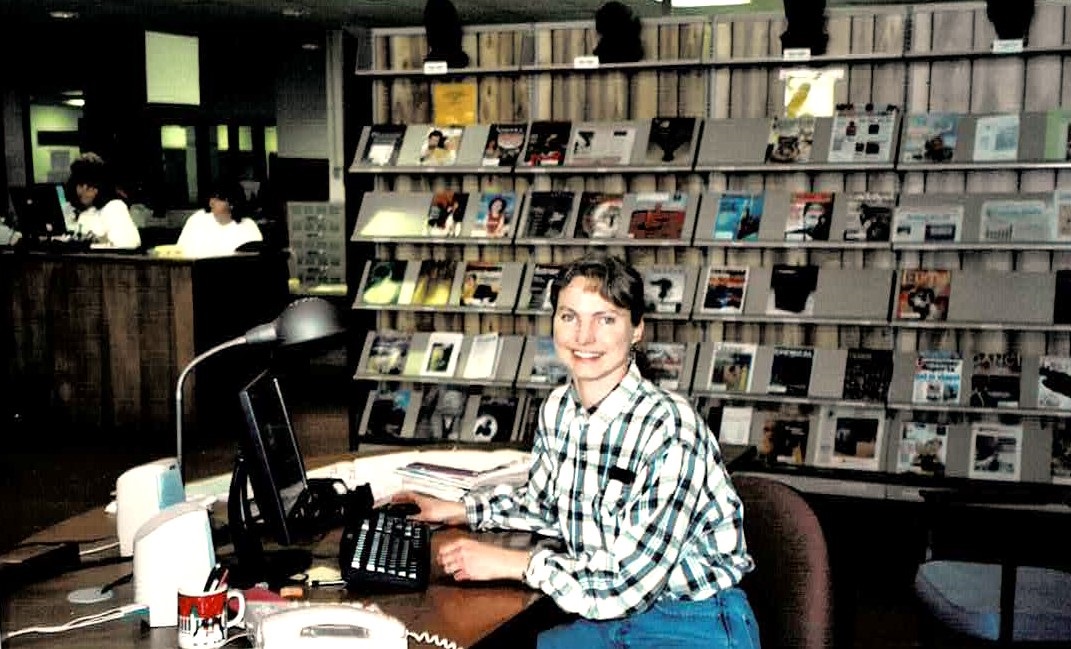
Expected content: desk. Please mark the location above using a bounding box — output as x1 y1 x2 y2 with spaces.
0 249 290 447
2 505 544 648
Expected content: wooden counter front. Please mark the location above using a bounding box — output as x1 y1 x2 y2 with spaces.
0 250 290 449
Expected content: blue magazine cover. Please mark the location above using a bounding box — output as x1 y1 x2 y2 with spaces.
714 193 763 241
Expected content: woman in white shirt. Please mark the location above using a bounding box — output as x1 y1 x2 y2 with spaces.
65 154 141 249
176 182 263 258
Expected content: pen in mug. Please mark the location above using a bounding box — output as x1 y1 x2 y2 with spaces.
203 563 222 592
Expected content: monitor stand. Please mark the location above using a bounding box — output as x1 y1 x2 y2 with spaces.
224 453 312 589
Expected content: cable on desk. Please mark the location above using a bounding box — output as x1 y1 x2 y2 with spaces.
408 630 464 649
80 540 120 557
9 536 114 550
0 604 149 642
221 632 251 646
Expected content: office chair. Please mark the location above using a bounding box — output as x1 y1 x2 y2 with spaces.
914 488 1071 647
733 475 834 649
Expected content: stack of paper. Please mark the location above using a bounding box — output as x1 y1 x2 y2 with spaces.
393 449 531 501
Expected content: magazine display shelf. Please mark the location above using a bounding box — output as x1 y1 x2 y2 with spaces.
345 2 1071 493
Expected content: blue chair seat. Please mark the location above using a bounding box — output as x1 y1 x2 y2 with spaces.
915 560 1071 643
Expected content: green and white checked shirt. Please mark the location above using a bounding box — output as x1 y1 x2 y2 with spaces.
464 363 754 620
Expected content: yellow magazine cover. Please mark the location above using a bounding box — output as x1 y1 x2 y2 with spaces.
432 82 478 126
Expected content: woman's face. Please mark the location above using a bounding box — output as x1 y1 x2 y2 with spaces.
489 199 504 214
553 276 642 399
75 183 98 207
209 196 233 223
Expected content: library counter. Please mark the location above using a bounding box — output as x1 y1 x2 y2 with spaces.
0 249 291 448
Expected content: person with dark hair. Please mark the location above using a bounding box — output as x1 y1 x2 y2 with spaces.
420 129 453 165
395 252 759 649
65 152 141 249
175 180 262 257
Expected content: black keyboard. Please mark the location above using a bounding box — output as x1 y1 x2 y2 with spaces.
338 510 430 592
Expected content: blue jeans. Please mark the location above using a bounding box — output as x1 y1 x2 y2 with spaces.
537 587 761 649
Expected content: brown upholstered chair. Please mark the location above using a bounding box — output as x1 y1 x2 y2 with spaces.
734 474 834 649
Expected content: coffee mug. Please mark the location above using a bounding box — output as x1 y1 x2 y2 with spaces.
177 586 245 649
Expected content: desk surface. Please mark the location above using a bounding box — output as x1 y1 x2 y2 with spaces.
3 505 543 648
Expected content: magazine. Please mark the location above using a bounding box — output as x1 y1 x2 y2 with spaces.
461 332 501 380
481 123 526 167
410 259 457 306
431 82 476 125
522 191 574 238
842 348 893 402
471 192 516 238
421 332 465 377
522 121 571 166
459 261 503 308
758 415 810 465
784 192 834 241
968 422 1022 481
978 199 1052 243
1052 421 1071 485
815 406 885 471
645 117 697 165
713 193 763 241
901 113 960 162
1038 356 1071 409
968 352 1021 408
518 396 544 445
1043 108 1071 161
973 113 1020 162
767 265 818 316
575 192 625 239
366 331 411 376
641 342 686 391
842 192 894 242
896 422 948 475
826 108 897 163
627 192 687 240
641 266 687 315
418 125 463 166
364 387 415 439
715 405 754 445
361 260 406 305
765 116 816 163
701 266 748 314
356 124 406 167
463 396 522 443
892 204 964 242
568 125 636 166
768 346 815 397
530 336 568 384
424 190 468 237
912 350 962 405
1056 269 1071 325
525 263 562 311
413 384 467 441
709 342 756 392
1054 190 1071 241
896 268 952 321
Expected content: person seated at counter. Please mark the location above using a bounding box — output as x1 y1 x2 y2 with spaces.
65 153 142 249
174 181 263 258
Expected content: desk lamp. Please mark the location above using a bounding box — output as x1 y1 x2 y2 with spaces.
174 297 343 476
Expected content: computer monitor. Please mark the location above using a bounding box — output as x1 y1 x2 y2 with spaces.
10 184 68 239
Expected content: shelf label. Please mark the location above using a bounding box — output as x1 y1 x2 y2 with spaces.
782 48 812 62
991 38 1024 54
423 61 449 75
573 55 600 69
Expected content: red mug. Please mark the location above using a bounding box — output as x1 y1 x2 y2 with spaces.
177 586 245 649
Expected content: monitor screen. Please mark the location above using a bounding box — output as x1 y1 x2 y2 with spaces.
10 184 68 239
237 369 308 546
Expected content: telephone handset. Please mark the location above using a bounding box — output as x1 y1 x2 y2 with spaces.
254 603 460 649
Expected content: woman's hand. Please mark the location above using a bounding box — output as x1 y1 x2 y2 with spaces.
438 538 532 583
391 491 468 526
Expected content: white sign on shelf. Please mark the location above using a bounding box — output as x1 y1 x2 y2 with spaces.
782 48 812 62
423 61 449 75
573 55 600 69
991 38 1024 54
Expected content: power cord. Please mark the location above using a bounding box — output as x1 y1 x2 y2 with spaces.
0 604 149 642
408 630 464 649
80 540 120 557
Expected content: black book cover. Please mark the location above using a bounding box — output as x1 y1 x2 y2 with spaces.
842 349 893 402
1056 270 1071 325
523 191 573 238
522 121 571 166
769 347 814 397
769 265 819 315
758 416 810 465
482 124 527 167
366 387 413 438
469 396 520 443
575 192 624 239
969 352 1022 408
413 384 467 441
359 124 406 166
527 263 562 310
644 117 697 164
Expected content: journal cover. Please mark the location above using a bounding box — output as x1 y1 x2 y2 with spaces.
701 267 748 314
461 332 501 380
1038 356 1071 409
357 124 406 167
968 352 1021 408
525 263 562 311
767 265 819 316
568 124 636 166
464 396 522 443
421 332 465 377
641 266 687 315
765 116 816 163
842 348 893 402
481 123 526 167
784 192 834 241
758 415 810 465
815 406 885 471
978 199 1052 243
645 117 697 165
641 342 686 391
363 387 416 439
973 114 1020 162
575 192 625 239
1053 270 1071 325
892 205 964 243
366 331 411 376
1052 421 1071 484
458 261 504 308
627 193 687 240
424 190 468 237
901 113 960 162
713 193 763 241
768 346 815 397
360 260 407 305
1043 109 1071 161
530 336 568 384
709 342 756 392
842 192 894 242
470 192 517 239
968 422 1023 482
418 125 463 166
826 108 897 163
522 191 573 238
896 422 948 476
896 269 952 321
411 260 457 306
522 121 571 166
413 384 467 441
912 350 962 405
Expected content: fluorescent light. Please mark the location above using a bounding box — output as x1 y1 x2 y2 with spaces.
656 0 750 6
281 6 309 17
64 98 85 107
49 10 79 19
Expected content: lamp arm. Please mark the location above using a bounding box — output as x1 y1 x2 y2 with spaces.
175 335 249 476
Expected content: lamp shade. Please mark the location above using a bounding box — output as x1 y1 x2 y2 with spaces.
243 297 344 346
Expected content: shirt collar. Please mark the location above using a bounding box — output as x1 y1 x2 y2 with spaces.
565 362 644 419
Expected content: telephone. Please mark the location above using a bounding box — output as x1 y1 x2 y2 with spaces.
253 603 460 649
